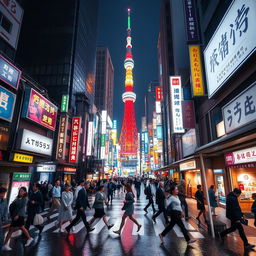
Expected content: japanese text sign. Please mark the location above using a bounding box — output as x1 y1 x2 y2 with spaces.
223 83 256 133
182 100 196 128
61 95 69 112
0 123 10 150
0 55 21 89
170 76 185 133
204 0 256 98
23 88 58 131
69 117 81 163
86 121 94 156
225 146 256 165
183 0 200 42
155 86 163 101
20 129 53 156
13 153 33 163
0 0 23 49
56 115 68 160
13 172 31 181
0 85 16 122
189 45 204 96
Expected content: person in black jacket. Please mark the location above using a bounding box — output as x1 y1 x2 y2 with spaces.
134 179 141 199
143 180 156 214
65 181 94 234
152 181 168 223
220 188 255 250
25 183 44 233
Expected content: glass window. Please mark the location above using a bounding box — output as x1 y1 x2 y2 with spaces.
0 12 12 33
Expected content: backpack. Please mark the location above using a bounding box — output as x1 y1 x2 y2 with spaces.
9 201 18 218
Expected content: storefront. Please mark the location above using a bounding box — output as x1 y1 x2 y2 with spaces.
213 168 226 205
63 167 76 184
225 146 256 212
179 159 201 198
36 163 56 183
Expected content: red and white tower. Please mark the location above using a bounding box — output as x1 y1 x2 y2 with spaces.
119 9 138 164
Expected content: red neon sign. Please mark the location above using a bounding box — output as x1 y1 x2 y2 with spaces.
155 86 162 101
69 117 81 163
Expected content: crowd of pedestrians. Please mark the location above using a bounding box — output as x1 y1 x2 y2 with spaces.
0 176 255 253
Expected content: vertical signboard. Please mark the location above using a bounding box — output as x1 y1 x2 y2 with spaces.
189 45 205 96
56 115 68 160
69 117 81 163
61 95 69 112
0 85 16 122
155 86 163 101
100 110 107 160
86 121 94 156
170 76 185 133
183 0 200 42
182 100 196 128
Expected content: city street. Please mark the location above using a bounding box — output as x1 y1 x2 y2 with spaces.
2 189 256 256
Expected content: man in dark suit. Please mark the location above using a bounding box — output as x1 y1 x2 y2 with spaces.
144 179 156 214
152 181 168 223
25 183 44 233
66 181 94 234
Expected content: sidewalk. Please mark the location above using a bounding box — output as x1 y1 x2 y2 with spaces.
186 198 256 237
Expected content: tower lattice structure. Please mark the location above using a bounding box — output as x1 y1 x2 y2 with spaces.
119 9 138 158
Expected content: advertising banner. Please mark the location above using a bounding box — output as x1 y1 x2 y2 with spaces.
0 85 16 122
13 153 33 163
225 146 256 165
56 115 68 160
0 55 21 89
23 88 58 131
182 100 196 128
0 123 10 150
182 129 197 157
86 121 94 156
37 165 56 172
69 117 81 163
61 95 69 112
189 45 205 96
155 86 163 101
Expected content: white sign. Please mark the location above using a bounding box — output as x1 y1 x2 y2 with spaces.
20 129 53 156
107 115 112 128
223 83 256 133
227 146 256 165
170 76 184 133
0 0 23 49
101 110 107 122
101 121 106 134
182 129 197 157
179 160 196 171
37 165 56 172
155 101 161 114
204 0 256 98
86 121 94 156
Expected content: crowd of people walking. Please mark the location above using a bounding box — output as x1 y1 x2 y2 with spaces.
0 176 255 252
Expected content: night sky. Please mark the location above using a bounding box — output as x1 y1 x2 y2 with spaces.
97 0 161 135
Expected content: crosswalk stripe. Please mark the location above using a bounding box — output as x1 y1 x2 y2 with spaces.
173 225 185 237
110 218 122 235
182 220 196 231
90 217 110 234
132 218 144 235
52 216 76 233
190 232 204 238
70 217 94 234
153 218 165 236
35 220 57 233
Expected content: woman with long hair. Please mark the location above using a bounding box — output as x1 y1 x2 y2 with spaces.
89 185 114 230
195 185 207 224
159 185 196 245
2 187 34 251
113 184 142 235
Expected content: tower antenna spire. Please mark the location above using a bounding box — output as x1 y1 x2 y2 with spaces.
127 8 131 30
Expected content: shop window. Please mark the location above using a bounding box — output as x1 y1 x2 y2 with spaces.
210 106 223 140
0 12 12 33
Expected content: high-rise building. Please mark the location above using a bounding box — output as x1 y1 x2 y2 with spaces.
119 9 138 171
95 47 114 118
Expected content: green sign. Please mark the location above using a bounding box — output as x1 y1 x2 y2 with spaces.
13 173 31 181
61 95 69 112
101 134 106 147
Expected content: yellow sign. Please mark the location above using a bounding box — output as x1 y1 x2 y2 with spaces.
189 45 204 96
13 153 33 163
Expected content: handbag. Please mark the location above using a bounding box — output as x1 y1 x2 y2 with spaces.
240 218 248 226
33 214 44 225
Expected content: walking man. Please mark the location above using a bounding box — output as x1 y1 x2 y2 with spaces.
152 181 168 223
134 178 141 199
178 179 189 220
144 179 156 214
220 188 255 250
65 181 94 234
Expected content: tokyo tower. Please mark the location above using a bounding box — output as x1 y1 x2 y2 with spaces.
119 8 138 162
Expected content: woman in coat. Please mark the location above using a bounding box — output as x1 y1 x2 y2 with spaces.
208 185 218 216
89 185 113 229
57 183 73 232
195 185 207 224
2 187 33 251
113 184 142 235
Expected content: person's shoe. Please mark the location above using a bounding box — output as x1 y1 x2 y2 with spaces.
187 239 197 244
108 224 114 230
2 245 12 251
137 224 142 232
38 226 44 234
25 238 34 247
143 208 148 214
87 227 95 233
152 216 156 223
113 230 121 235
159 233 164 245
244 244 255 250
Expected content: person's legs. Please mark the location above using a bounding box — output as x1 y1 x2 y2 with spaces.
220 221 237 237
66 210 81 231
80 211 90 230
182 200 189 218
102 216 109 227
153 209 162 219
129 215 140 227
144 200 151 211
89 217 96 226
236 222 249 245
176 217 190 242
161 218 176 236
202 209 207 222
20 226 32 239
3 227 15 245
149 198 156 212
116 214 128 232
25 212 34 230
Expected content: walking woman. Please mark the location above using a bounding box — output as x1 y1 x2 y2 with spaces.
195 185 207 224
89 185 114 230
2 187 33 251
159 185 196 245
113 184 142 235
57 183 73 232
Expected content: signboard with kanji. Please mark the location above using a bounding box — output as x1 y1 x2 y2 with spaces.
61 95 69 112
69 117 81 163
170 76 185 133
56 115 68 160
204 0 256 98
22 88 58 131
189 45 205 96
155 86 163 101
0 85 16 122
225 146 256 165
222 82 256 133
0 55 21 89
